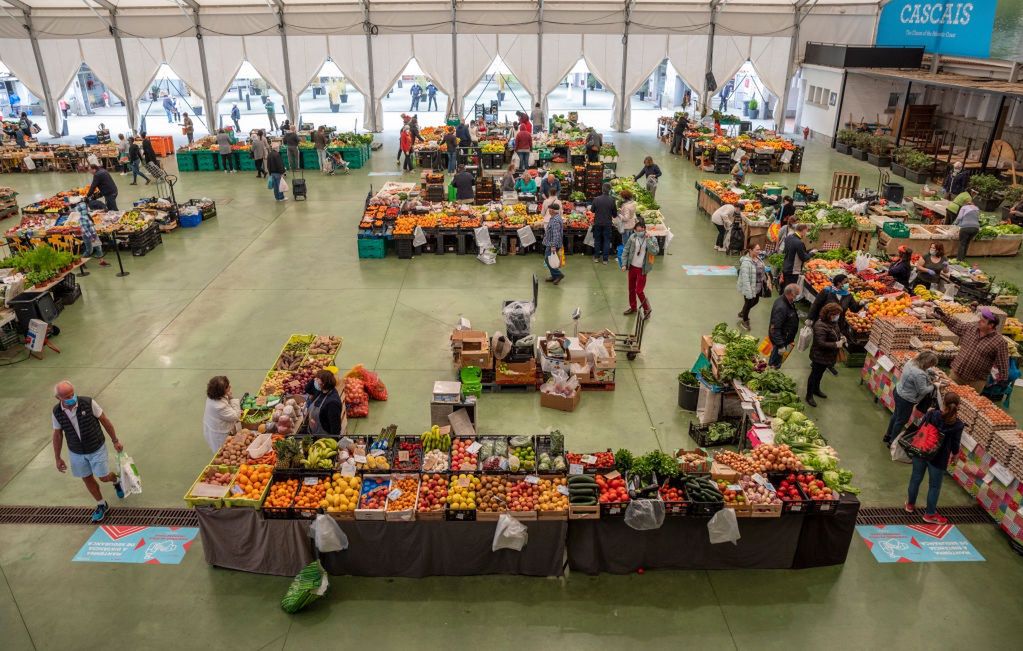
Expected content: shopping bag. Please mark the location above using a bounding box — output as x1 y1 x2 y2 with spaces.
890 428 913 464
492 513 528 551
474 225 492 249
517 225 536 247
87 153 100 167
707 507 741 544
547 250 561 269
624 499 665 531
412 225 427 247
279 177 290 193
583 226 594 247
117 452 142 497
758 336 774 357
309 514 349 553
796 323 813 352
447 184 457 202
267 177 273 189
281 561 329 613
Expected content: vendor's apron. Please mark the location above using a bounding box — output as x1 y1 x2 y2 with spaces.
307 394 326 435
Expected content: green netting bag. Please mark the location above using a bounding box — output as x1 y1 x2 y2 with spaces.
281 561 329 614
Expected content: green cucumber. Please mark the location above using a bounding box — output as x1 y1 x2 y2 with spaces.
568 475 597 485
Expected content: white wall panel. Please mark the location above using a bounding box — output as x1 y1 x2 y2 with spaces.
667 34 708 92
202 35 244 105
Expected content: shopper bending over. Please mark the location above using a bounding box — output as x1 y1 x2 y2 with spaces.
86 164 118 211
543 202 565 286
884 351 939 445
767 284 801 369
204 375 241 453
905 393 963 524
806 302 845 407
634 156 662 197
51 380 124 522
711 201 739 252
621 219 658 319
736 244 767 331
452 164 475 203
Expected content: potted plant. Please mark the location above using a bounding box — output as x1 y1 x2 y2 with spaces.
901 148 933 184
835 129 855 155
968 173 1007 212
891 146 912 177
677 370 700 411
849 132 869 161
748 97 759 120
866 135 892 167
1002 185 1023 221
339 78 349 104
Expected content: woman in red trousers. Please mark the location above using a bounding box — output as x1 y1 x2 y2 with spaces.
620 220 659 319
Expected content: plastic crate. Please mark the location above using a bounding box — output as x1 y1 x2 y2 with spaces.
195 151 217 171
688 419 741 447
883 221 910 238
179 211 202 228
183 465 234 507
236 154 256 171
358 237 386 259
175 151 197 172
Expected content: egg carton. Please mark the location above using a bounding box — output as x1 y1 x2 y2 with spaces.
989 430 1023 466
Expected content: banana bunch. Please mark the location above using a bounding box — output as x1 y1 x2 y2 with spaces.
302 438 338 469
420 425 451 452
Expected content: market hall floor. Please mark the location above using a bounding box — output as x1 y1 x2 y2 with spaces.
1 132 1022 650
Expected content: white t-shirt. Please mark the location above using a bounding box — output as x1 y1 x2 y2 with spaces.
711 204 737 226
51 400 103 441
631 237 648 268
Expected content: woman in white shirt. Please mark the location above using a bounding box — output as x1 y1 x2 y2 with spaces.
203 375 240 452
618 189 639 248
541 187 559 224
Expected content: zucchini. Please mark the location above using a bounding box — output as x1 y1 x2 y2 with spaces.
570 496 597 505
569 486 596 496
568 475 597 485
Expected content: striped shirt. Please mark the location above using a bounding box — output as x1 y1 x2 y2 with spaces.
543 213 563 250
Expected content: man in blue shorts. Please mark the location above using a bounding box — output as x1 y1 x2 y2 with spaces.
51 380 125 522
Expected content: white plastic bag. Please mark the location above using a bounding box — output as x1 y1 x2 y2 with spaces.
707 507 741 545
890 426 914 464
412 225 427 247
547 250 561 269
247 433 272 459
854 251 871 273
796 322 813 352
477 247 497 265
540 368 580 396
833 197 857 210
279 177 290 193
309 514 349 553
583 226 594 247
850 201 868 215
474 225 492 249
23 156 36 171
517 225 536 247
624 499 665 531
585 337 610 361
492 513 528 551
118 452 142 497
87 153 100 167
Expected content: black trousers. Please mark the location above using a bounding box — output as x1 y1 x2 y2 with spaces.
714 223 726 247
739 295 760 319
807 361 829 397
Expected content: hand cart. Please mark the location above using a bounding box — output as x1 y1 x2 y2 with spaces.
614 307 647 360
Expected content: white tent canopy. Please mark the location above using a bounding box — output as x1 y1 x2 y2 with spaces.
0 1 884 135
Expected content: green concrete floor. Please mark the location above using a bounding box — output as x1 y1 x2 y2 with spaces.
2 133 1022 650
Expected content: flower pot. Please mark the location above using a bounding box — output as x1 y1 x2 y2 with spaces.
749 108 760 120
867 153 891 167
340 94 348 104
678 381 700 411
904 169 930 184
330 103 339 113
850 147 868 161
742 101 750 117
891 162 907 178
975 196 1003 212
836 143 851 155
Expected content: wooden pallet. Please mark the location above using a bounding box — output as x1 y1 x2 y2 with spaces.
829 171 860 203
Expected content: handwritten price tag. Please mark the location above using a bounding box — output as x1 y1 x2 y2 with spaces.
466 441 482 454
865 342 879 356
581 454 597 464
752 473 768 487
230 484 244 495
353 454 367 464
303 477 319 486
340 461 356 477
398 450 410 462
605 470 621 480
387 488 402 501
568 463 584 475
556 485 571 496
369 449 385 457
525 475 539 484
458 476 471 488
990 463 1013 486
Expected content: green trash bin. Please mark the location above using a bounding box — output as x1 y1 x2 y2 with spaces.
460 366 483 397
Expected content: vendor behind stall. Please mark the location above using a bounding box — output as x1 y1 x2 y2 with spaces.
886 246 913 287
501 163 516 192
808 274 862 324
913 242 948 290
952 194 981 260
451 164 475 202
540 170 561 198
515 169 538 195
942 162 969 200
304 370 343 436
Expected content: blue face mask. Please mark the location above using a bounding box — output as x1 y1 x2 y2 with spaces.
63 394 78 407
313 379 323 392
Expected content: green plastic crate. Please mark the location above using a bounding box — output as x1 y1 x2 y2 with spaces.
358 237 386 259
195 151 217 171
236 154 256 171
301 149 319 170
883 221 910 238
175 151 196 171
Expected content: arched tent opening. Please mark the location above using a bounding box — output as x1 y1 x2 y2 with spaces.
546 58 616 132
714 61 780 131
461 56 532 124
0 60 44 123
55 63 130 143
297 59 366 132
214 61 288 136
655 60 699 115
381 59 448 122
137 63 207 140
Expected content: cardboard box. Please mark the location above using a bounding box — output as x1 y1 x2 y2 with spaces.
432 381 462 402
540 389 581 412
496 359 537 385
701 334 714 358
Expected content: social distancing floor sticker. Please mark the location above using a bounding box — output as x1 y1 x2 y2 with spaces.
856 524 985 563
73 526 199 565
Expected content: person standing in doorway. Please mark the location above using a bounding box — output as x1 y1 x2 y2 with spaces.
266 148 287 201
264 96 278 132
51 380 125 523
182 113 194 145
128 137 150 185
621 219 659 318
231 104 241 133
313 126 329 173
251 129 268 178
217 129 235 173
426 83 438 111
283 126 301 172
531 102 545 133
591 183 617 264
410 84 422 111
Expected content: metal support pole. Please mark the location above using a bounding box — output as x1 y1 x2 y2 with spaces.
20 11 59 137
703 0 720 116
361 0 378 132
617 0 633 132
779 1 809 134
272 3 296 125
107 12 138 132
830 70 847 147
893 80 912 147
981 94 1007 173
537 0 544 114
929 54 941 74
450 0 458 117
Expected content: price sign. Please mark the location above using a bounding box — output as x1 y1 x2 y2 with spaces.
752 473 768 487
581 454 597 464
353 454 367 464
340 461 356 477
230 484 244 495
877 355 895 372
865 342 879 356
892 282 905 291
727 484 742 491
605 470 620 480
960 432 977 453
525 475 539 484
387 488 403 501
990 463 1014 486
458 476 471 488
303 477 319 486
369 449 384 457
466 441 482 454
568 463 584 475
556 485 571 496
398 450 410 462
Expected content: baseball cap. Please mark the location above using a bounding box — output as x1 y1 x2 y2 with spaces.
978 307 998 324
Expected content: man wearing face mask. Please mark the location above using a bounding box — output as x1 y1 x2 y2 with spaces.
305 369 343 436
51 380 124 522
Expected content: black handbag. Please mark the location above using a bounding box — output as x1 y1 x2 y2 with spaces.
761 283 772 298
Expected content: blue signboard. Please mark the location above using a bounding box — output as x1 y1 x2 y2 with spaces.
876 1 997 59
73 525 199 565
856 524 985 563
